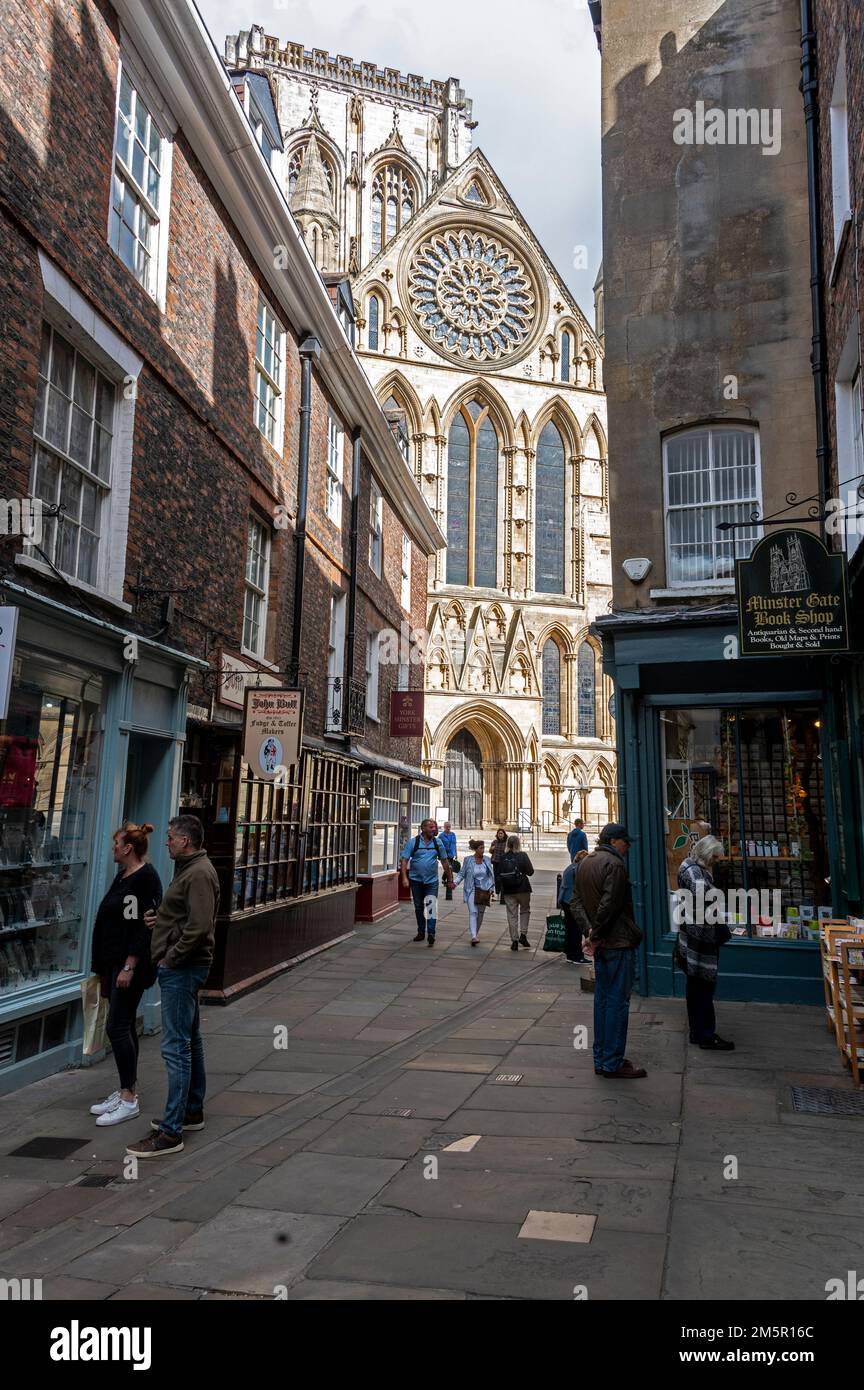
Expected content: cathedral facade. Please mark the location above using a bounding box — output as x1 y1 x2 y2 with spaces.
225 28 616 831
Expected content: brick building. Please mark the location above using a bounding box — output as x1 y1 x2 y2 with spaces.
0 0 442 1091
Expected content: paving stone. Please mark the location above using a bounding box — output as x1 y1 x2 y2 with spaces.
205 1091 288 1118
0 1179 57 1220
353 1069 485 1120
353 1027 419 1043
443 1108 680 1144
236 1152 404 1216
0 1218 120 1274
197 1038 279 1072
64 1216 198 1283
461 1081 681 1118
307 1213 665 1299
404 1053 500 1074
306 1114 435 1159
32 1275 118 1300
146 1205 345 1295
518 1210 596 1243
284 1278 465 1299
109 1282 200 1300
289 1017 369 1041
228 1071 332 1095
12 1184 117 1229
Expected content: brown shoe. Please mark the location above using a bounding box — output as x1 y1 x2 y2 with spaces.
126 1130 184 1158
600 1061 647 1079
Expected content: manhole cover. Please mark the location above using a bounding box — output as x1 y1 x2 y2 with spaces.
381 1107 414 1117
9 1136 89 1159
493 1074 523 1084
72 1173 116 1188
790 1086 864 1117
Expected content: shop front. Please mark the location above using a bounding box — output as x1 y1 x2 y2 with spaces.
354 760 432 922
596 609 859 1004
0 583 197 1095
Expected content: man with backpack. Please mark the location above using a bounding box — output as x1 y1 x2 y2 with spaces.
498 834 534 951
400 818 454 947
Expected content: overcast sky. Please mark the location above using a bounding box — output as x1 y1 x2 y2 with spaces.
195 0 602 319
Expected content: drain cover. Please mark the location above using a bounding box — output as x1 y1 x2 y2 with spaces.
381 1107 414 1117
493 1074 523 1084
9 1136 89 1159
790 1086 864 1116
72 1173 116 1188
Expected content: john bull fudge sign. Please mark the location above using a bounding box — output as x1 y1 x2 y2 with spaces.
243 688 304 779
736 529 849 656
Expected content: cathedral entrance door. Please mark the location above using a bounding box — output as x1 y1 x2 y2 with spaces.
443 730 483 828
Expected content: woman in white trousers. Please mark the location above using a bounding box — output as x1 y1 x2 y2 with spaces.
454 840 495 946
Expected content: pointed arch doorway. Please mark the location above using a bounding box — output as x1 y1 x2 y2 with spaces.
444 729 483 828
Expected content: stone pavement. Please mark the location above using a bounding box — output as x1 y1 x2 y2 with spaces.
1 870 862 1301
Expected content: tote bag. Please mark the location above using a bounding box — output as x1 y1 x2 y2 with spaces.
81 974 108 1056
542 913 566 952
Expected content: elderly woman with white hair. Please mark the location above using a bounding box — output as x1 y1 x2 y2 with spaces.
675 834 734 1051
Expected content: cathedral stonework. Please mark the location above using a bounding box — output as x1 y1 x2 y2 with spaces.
226 26 616 832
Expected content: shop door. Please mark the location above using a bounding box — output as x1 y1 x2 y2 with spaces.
444 730 483 827
123 733 174 867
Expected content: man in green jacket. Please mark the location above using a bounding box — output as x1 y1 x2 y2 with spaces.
127 816 219 1158
571 823 646 1080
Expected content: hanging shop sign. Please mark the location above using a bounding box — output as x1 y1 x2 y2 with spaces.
389 690 424 738
736 529 850 656
0 607 18 720
243 688 304 779
218 650 280 709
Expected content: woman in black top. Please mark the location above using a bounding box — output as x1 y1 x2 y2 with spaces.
88 824 162 1126
490 827 509 897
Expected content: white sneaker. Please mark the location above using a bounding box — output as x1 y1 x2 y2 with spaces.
95 1097 140 1126
89 1090 120 1115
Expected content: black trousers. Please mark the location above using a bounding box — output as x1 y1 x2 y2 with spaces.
105 966 148 1090
686 973 716 1043
563 903 584 961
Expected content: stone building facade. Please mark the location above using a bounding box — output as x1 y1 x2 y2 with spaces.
225 28 616 832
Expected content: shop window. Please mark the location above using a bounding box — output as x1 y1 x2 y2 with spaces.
410 781 430 831
110 61 172 302
0 650 103 1000
30 324 115 589
254 295 285 449
302 753 358 893
242 516 271 659
372 773 400 873
662 705 829 939
664 426 761 585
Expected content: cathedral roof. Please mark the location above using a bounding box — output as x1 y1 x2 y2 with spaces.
289 132 337 225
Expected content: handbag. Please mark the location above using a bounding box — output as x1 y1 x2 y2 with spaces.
80 973 108 1056
543 913 567 952
474 887 492 907
451 857 461 873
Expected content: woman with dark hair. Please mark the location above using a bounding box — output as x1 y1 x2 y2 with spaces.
453 839 495 946
88 824 162 1125
490 827 509 898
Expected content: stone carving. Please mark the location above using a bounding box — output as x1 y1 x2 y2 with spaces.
407 229 535 363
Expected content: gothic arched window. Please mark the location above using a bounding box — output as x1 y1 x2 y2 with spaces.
383 394 409 461
371 164 415 255
368 295 380 350
560 331 571 383
535 421 566 594
578 641 596 738
542 640 561 736
446 401 499 588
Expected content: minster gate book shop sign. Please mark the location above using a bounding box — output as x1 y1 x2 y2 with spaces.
736 529 849 656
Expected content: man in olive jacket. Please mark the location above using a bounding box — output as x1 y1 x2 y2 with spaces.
571 823 646 1080
127 815 220 1158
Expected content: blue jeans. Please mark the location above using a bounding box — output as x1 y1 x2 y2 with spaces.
593 948 636 1073
410 878 438 938
158 962 209 1136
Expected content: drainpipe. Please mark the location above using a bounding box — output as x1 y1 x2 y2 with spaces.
291 335 321 680
344 427 362 741
800 0 832 518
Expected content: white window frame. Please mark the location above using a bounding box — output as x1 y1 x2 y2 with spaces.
830 42 851 248
400 534 412 611
19 253 142 608
366 630 380 720
254 295 286 450
326 413 344 525
242 515 271 660
835 323 864 562
663 425 762 590
326 591 348 733
108 55 174 309
369 478 383 576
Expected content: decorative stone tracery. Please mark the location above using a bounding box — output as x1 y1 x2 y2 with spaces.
407 229 537 364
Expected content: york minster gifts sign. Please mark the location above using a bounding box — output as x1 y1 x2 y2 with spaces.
736 529 849 656
243 689 303 779
389 690 424 738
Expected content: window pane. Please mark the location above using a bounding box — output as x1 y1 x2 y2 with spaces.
68 406 92 466
535 422 565 593
542 641 561 735
72 356 95 412
45 386 70 451
78 528 98 586
446 412 469 584
50 333 74 394
60 467 82 521
667 432 710 507
474 416 498 587
578 642 596 737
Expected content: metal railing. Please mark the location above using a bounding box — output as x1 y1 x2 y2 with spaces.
325 676 367 735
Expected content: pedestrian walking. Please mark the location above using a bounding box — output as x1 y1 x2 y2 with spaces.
453 840 494 946
571 823 646 1079
675 835 734 1050
126 815 219 1158
567 818 589 861
558 848 589 963
440 820 458 901
88 823 162 1127
399 818 454 947
490 827 509 897
498 835 534 951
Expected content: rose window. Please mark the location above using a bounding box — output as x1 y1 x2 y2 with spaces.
407 230 536 362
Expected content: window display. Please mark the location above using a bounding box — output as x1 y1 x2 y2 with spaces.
0 650 102 996
662 705 828 938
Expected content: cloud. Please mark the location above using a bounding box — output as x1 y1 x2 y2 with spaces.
195 0 602 314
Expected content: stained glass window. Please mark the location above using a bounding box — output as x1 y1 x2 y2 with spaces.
560 332 571 383
371 164 415 254
542 641 561 735
578 642 596 738
368 295 380 350
535 422 565 594
446 413 470 585
446 404 498 588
